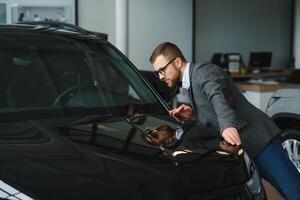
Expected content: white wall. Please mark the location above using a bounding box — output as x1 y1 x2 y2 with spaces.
0 0 75 24
77 0 116 44
128 0 193 70
195 0 293 69
77 0 193 71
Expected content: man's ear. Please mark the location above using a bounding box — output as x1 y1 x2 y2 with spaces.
175 57 185 69
174 57 181 66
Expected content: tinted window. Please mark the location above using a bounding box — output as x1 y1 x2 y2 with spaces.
0 39 165 121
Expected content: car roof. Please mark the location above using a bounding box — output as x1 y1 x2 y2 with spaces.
0 23 107 43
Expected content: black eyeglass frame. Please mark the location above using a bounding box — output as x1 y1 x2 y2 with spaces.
145 128 176 146
154 57 177 78
145 128 159 138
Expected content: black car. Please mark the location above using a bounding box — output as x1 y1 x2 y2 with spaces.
0 23 264 200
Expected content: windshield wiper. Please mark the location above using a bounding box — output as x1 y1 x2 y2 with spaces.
64 114 118 126
124 114 178 165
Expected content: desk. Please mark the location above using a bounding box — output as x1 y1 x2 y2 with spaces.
236 82 300 93
230 69 293 79
236 81 300 112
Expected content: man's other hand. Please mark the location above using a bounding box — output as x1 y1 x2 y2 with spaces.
219 140 241 154
169 104 195 123
221 127 241 145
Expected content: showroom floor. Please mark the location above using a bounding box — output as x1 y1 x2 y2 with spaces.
263 179 285 200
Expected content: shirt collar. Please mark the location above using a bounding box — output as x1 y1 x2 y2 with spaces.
175 127 184 139
182 63 190 89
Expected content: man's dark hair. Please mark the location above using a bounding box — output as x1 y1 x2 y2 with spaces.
149 42 186 63
157 124 174 133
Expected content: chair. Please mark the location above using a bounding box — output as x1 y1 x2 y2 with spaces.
7 64 55 108
211 53 223 67
285 69 300 83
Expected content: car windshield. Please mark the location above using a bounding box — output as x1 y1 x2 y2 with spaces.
0 38 165 122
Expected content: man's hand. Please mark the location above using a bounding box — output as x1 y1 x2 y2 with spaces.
169 104 196 123
219 140 241 154
221 127 241 145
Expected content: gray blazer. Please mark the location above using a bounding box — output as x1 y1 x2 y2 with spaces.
188 63 281 157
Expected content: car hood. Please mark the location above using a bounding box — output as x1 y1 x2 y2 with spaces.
0 117 250 200
272 88 300 98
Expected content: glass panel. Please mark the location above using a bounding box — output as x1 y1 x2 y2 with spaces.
0 40 165 120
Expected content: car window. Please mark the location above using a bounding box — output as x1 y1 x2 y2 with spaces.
0 40 165 121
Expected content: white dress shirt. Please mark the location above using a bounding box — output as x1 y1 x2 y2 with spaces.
182 63 190 89
175 63 191 139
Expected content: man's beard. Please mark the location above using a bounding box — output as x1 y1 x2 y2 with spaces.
166 76 180 88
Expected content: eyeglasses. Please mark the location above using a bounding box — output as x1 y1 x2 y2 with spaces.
145 128 159 139
145 128 174 146
154 57 177 78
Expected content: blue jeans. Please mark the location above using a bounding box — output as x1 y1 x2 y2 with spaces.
254 137 300 200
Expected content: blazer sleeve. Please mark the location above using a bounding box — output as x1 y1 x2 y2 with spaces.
196 66 238 133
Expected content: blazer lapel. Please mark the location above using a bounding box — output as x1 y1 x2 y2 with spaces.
187 62 209 113
188 63 196 112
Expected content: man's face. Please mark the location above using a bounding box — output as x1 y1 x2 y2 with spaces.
146 129 175 146
153 55 181 88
